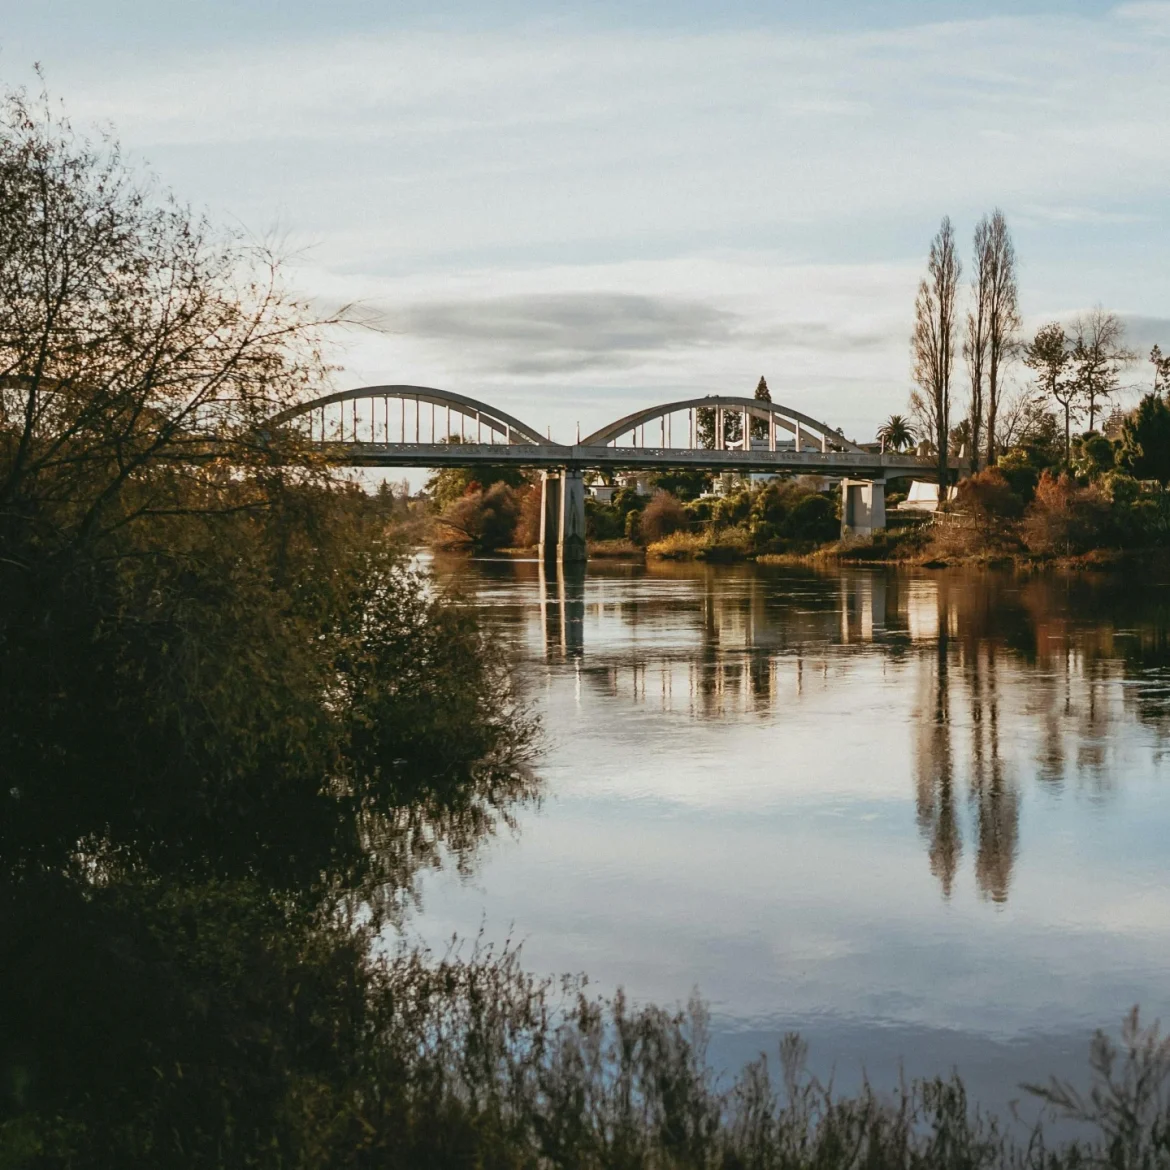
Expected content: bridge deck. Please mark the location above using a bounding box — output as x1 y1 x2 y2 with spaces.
327 441 941 478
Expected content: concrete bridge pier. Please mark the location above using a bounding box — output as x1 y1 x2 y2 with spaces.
539 468 587 563
840 478 886 539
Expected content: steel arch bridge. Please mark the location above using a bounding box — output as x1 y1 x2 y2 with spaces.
268 384 944 560
267 384 934 478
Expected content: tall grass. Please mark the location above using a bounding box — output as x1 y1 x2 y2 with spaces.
344 944 1170 1169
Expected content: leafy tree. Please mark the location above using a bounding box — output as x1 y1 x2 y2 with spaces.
1025 322 1076 462
695 402 742 449
910 217 961 491
425 459 528 510
648 467 711 500
1120 392 1170 487
877 414 916 451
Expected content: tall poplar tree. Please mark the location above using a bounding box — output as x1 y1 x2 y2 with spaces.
964 219 992 473
911 218 961 492
982 210 1020 466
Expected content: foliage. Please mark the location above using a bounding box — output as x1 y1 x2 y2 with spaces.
954 468 1023 541
877 413 916 451
648 466 711 500
1025 321 1076 462
1021 471 1112 556
1070 432 1117 480
437 481 523 551
750 373 772 440
639 489 688 543
425 461 529 511
1120 392 1170 488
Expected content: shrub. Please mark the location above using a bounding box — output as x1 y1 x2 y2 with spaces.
512 482 543 547
1022 471 1111 555
639 491 687 543
438 482 520 551
954 469 1023 542
786 494 838 543
624 508 642 544
585 497 623 540
713 490 752 528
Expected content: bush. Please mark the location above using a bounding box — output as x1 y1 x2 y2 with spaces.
713 490 752 528
1022 471 1111 555
624 508 642 544
639 491 687 543
786 493 838 543
513 482 543 547
585 497 623 541
954 469 1023 542
437 482 521 551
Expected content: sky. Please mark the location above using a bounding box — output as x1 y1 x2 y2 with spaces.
3 0 1170 446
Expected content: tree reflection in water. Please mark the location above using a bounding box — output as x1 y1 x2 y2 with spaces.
456 557 1170 906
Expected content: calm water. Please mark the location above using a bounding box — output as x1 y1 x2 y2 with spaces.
411 557 1170 1110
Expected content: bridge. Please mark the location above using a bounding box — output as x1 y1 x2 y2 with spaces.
269 384 943 561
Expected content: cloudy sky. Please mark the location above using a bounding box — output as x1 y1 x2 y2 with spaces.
4 0 1170 444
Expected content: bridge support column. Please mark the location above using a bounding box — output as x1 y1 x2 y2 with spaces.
539 469 587 563
840 479 886 539
559 468 587 563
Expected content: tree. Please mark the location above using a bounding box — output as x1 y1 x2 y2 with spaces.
965 219 991 472
1120 392 1170 487
877 414 916 451
696 401 742 449
981 210 1021 467
1150 345 1170 395
750 374 772 441
1025 322 1077 463
1068 307 1134 432
0 86 334 571
911 217 961 491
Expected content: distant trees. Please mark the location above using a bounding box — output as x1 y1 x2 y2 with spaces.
911 217 961 490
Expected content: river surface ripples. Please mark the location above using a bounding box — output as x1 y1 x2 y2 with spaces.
410 556 1170 1112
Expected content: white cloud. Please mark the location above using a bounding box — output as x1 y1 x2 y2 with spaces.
15 7 1170 439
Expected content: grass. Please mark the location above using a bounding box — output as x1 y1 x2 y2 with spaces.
648 526 753 562
588 538 644 558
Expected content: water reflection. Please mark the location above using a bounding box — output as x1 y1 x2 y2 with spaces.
421 556 1170 1113
453 557 1170 906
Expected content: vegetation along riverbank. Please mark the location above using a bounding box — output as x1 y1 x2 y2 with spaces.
6 85 1170 1168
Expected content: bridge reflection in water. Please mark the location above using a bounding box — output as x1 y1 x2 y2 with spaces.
457 556 1162 908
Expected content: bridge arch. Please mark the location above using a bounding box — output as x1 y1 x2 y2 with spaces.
581 396 863 454
268 384 546 446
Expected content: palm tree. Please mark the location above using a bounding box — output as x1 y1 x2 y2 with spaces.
877 414 916 451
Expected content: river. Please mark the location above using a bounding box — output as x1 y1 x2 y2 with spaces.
411 556 1170 1115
